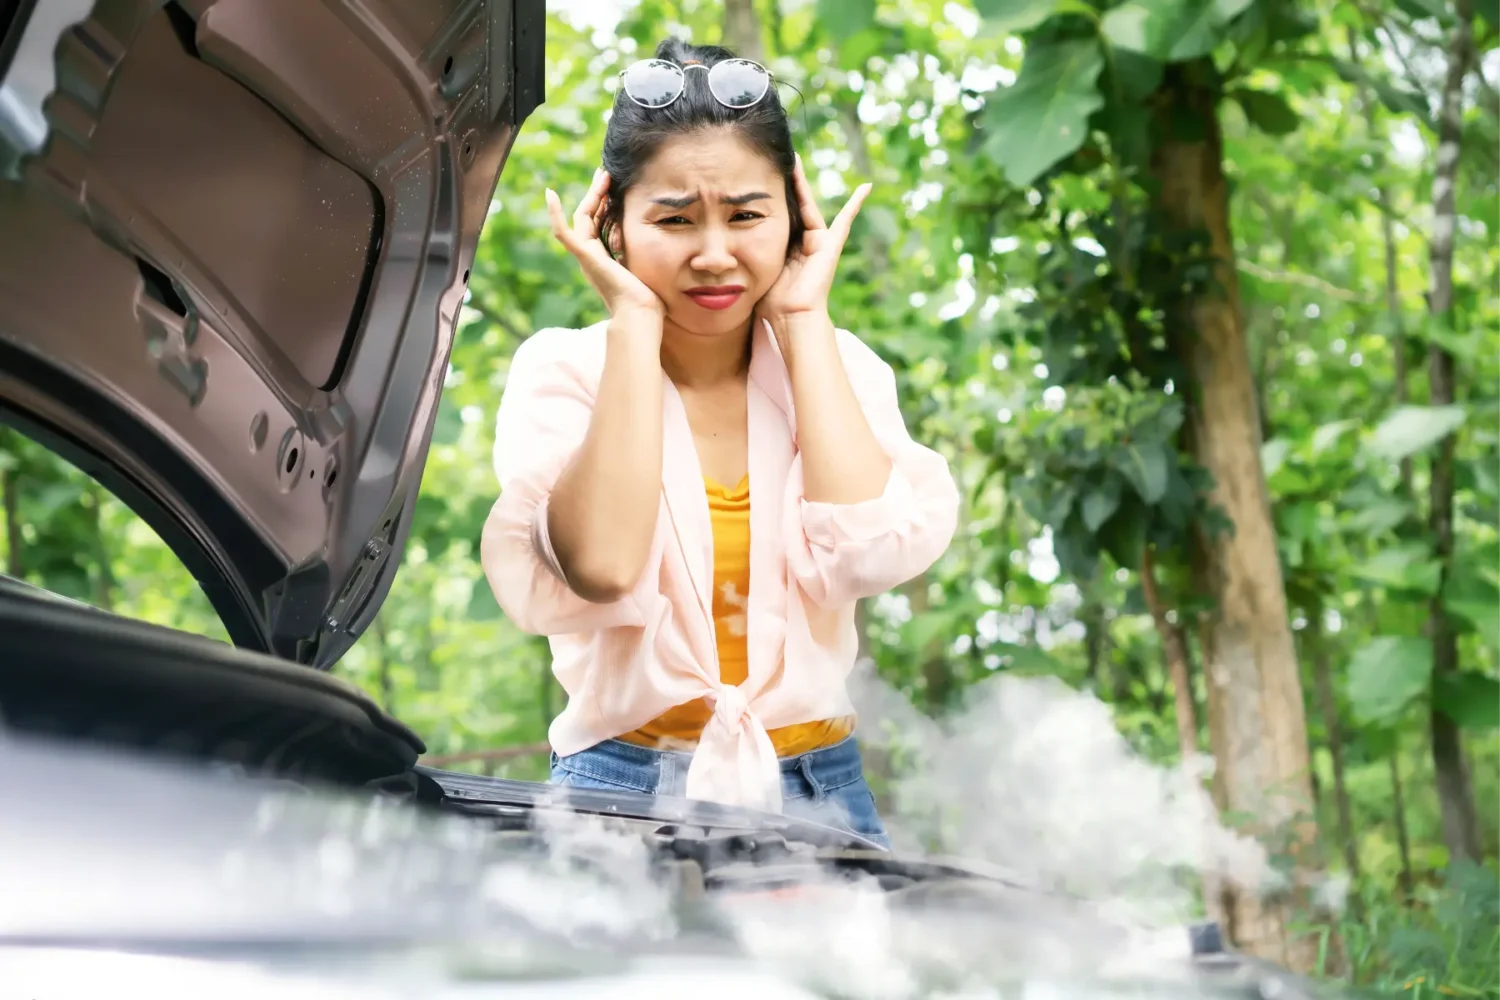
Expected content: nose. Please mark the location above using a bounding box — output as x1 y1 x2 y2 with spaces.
689 221 737 274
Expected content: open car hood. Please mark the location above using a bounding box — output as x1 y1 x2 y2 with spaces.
0 0 543 666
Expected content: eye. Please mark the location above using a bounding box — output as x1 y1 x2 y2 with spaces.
731 211 763 222
656 215 690 226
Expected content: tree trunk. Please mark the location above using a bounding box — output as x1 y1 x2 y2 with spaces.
769 0 788 56
1352 35 1417 900
1350 31 1414 498
1142 544 1233 928
721 0 765 62
1377 146 1412 496
1426 0 1482 867
1141 545 1199 763
1307 756 1323 819
1306 609 1361 904
1082 595 1106 689
1150 61 1320 974
1389 744 1415 898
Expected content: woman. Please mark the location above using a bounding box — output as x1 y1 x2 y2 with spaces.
481 39 958 849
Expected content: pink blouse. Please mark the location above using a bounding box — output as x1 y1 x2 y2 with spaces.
480 319 958 812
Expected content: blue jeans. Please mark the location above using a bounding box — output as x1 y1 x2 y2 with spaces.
549 733 891 850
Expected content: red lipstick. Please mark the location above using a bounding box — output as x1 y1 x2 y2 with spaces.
685 284 745 311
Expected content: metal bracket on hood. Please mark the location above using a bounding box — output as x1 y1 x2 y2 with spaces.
323 533 393 636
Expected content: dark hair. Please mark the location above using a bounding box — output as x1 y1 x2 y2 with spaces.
599 38 804 260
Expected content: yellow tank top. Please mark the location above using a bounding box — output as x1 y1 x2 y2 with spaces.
620 474 854 755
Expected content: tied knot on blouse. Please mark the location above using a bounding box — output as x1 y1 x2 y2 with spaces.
685 683 782 813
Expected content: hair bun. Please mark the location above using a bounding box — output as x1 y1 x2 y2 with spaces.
653 37 734 65
653 37 693 63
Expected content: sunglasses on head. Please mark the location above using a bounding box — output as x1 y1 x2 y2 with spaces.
618 57 775 110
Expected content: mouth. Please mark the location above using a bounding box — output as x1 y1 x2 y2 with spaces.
684 285 745 311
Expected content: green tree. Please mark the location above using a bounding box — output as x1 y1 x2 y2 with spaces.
4 1 1496 990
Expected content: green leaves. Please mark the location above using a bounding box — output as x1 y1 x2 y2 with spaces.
1310 419 1358 455
1347 544 1492 736
1110 50 1165 104
1368 405 1468 461
1098 501 1148 568
1444 557 1500 649
1328 59 1433 129
1347 636 1433 726
1231 88 1300 135
1351 543 1442 596
974 0 1064 33
1081 479 1123 531
467 576 503 621
1433 673 1500 730
1102 0 1222 61
1261 437 1290 477
816 0 876 41
1347 496 1415 537
1391 0 1455 23
981 39 1105 187
1113 440 1171 503
1213 0 1256 18
1100 3 1158 52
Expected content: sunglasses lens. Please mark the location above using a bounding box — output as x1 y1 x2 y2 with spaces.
622 59 683 108
708 59 770 109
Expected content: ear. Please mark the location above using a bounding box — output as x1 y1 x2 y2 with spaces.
604 195 625 257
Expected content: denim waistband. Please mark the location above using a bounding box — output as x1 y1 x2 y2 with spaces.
552 732 867 799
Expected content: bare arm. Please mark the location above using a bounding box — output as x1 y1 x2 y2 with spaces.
541 171 668 602
545 309 664 601
758 155 888 504
771 313 892 504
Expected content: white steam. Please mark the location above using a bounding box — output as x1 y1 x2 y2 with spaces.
476 667 1284 997
848 666 1273 923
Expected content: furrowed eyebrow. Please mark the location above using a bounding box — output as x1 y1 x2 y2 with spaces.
650 192 772 209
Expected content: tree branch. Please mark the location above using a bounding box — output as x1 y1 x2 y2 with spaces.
463 295 525 343
1235 260 1358 301
1378 19 1434 109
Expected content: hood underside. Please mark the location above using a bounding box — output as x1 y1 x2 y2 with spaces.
0 0 543 666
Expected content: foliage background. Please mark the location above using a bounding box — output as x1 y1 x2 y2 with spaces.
1 0 1496 992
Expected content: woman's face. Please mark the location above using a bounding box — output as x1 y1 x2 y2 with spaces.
617 129 791 339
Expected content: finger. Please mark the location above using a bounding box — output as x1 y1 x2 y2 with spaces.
793 152 826 231
828 182 872 244
546 188 576 248
591 185 611 231
548 188 603 266
573 168 609 235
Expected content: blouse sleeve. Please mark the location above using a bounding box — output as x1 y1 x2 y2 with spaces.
479 330 650 636
784 333 959 606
